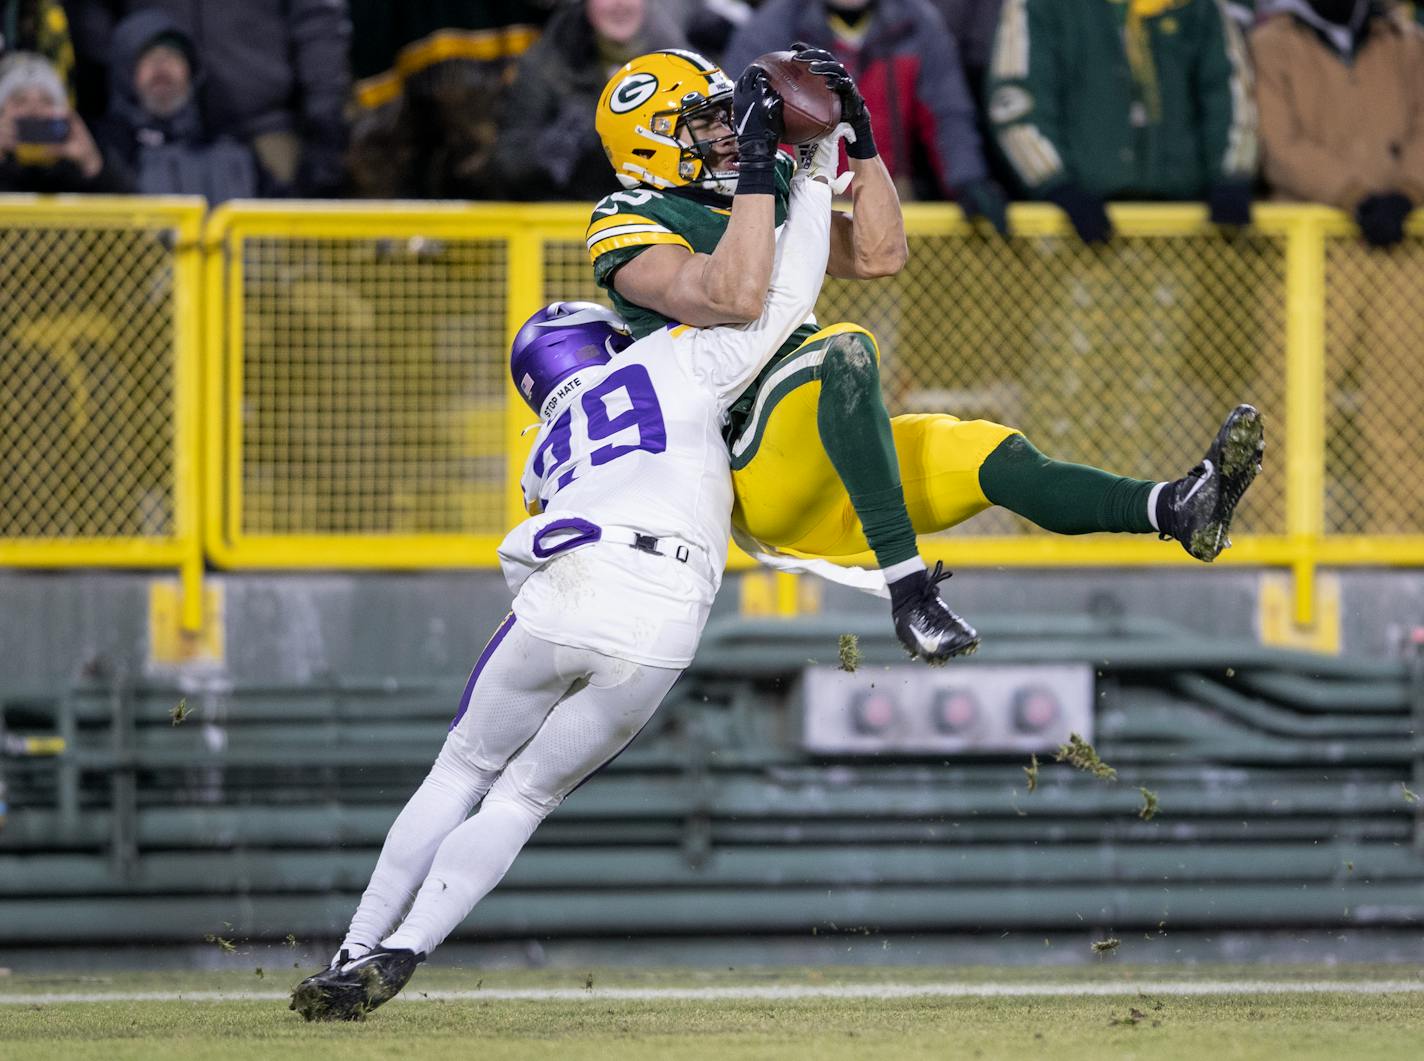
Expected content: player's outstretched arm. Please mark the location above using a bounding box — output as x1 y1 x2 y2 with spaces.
792 46 908 279
828 153 909 279
613 68 784 326
687 168 833 402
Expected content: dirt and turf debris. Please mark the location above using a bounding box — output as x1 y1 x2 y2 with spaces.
169 698 193 726
1055 734 1117 781
203 934 236 954
1402 782 1420 804
1023 754 1040 794
1091 938 1121 956
837 634 861 673
1137 787 1160 820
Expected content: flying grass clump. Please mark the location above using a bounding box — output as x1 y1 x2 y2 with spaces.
1055 733 1117 781
1402 782 1420 804
1023 754 1040 793
169 698 193 725
837 634 861 672
1138 787 1160 820
1092 937 1121 956
204 933 236 953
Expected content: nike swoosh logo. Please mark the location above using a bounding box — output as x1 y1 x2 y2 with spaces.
911 626 945 655
737 105 754 137
1179 458 1214 505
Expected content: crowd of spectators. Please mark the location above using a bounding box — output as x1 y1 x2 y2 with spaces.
0 0 1421 244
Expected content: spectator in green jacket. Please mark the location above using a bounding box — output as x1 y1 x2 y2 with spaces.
986 0 1258 243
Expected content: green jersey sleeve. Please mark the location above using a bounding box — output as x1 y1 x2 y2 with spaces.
587 190 694 289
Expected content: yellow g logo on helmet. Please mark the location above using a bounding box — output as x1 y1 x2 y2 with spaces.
608 72 660 114
596 50 735 192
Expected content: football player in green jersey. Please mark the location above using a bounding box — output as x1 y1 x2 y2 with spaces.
587 48 1264 662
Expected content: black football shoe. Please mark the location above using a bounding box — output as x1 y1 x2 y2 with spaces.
344 946 426 1015
1161 404 1264 562
289 946 424 1021
289 952 369 1023
891 561 980 664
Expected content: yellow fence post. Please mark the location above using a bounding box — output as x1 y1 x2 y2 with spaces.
172 209 206 631
1283 210 1328 626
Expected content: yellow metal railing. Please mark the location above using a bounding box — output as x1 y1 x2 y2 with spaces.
0 196 205 628
4 199 1421 632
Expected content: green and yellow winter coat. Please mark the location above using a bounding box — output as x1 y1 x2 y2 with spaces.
987 0 1257 199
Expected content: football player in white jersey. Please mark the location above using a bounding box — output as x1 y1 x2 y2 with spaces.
289 129 836 1022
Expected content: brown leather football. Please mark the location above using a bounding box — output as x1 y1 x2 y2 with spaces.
749 51 843 145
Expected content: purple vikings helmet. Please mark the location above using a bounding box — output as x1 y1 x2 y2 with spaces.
510 302 633 417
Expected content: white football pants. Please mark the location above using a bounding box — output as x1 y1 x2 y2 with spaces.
340 614 680 959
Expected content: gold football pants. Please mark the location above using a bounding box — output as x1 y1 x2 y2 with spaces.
728 323 1020 558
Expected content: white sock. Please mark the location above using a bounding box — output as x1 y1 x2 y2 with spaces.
382 794 545 956
881 556 926 585
340 743 499 954
1146 481 1169 532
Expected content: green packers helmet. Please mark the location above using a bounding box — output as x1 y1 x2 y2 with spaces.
596 49 737 195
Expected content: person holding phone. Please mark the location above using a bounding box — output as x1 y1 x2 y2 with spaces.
0 51 126 191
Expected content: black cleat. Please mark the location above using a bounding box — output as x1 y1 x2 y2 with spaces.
1162 404 1264 562
289 946 424 1021
892 561 980 664
289 960 368 1023
344 946 425 1015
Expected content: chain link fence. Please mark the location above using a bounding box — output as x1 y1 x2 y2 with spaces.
1324 232 1424 537
233 232 509 539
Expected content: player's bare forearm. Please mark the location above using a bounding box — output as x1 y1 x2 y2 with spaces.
827 156 908 279
698 192 776 321
612 195 775 327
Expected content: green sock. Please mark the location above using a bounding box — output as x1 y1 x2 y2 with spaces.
815 332 920 568
979 434 1158 535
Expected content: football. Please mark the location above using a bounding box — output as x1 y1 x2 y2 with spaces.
749 50 843 145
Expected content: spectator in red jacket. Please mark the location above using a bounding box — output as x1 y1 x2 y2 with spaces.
723 0 1009 232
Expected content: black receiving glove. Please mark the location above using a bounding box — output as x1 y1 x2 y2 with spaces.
959 179 1010 237
791 42 875 159
732 64 784 196
1355 192 1413 249
1207 180 1252 229
1046 182 1113 244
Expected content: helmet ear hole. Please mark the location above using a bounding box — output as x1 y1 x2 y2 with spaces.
633 148 656 159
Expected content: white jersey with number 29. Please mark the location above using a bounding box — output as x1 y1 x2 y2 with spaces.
498 175 833 668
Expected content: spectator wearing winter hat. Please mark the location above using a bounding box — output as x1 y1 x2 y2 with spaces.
67 0 351 196
0 50 123 191
93 11 268 203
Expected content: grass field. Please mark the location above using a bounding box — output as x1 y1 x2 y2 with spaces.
2 965 1421 1060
